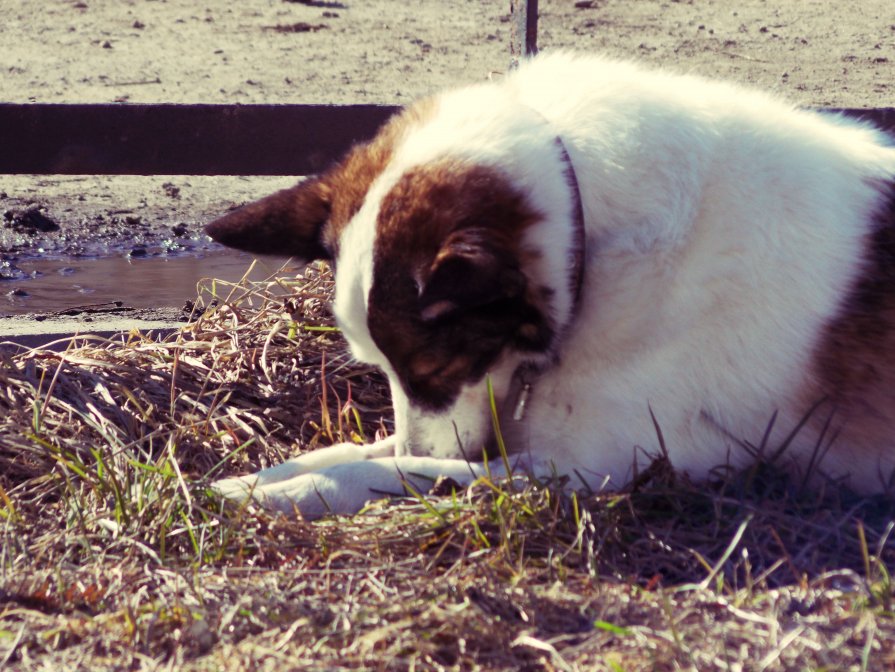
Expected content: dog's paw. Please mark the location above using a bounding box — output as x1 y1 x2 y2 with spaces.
254 472 357 519
211 470 377 519
211 473 260 503
210 463 389 519
210 439 405 515
212 455 490 520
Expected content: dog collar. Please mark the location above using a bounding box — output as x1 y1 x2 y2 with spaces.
508 133 586 423
557 137 587 316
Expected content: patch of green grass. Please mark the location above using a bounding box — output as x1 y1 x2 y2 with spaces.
1 262 893 670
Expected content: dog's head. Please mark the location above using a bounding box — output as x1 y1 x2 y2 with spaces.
206 98 582 459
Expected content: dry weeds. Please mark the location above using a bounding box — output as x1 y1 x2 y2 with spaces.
1 263 893 671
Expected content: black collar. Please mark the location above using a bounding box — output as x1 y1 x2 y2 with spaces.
505 133 586 424
555 137 587 319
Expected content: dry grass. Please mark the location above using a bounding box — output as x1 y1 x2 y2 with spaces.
1 262 894 671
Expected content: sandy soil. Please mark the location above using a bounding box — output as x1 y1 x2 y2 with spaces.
3 0 892 106
1 0 893 319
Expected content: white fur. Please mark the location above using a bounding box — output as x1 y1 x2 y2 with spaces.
215 53 895 518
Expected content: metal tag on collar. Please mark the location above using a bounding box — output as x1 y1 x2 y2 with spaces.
512 380 533 421
510 364 538 422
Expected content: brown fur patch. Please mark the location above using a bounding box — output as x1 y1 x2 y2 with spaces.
205 98 436 261
318 98 437 257
367 161 553 410
812 180 895 443
204 178 332 258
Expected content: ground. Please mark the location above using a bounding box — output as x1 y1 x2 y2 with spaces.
1 2 895 670
1 0 893 319
4 0 892 107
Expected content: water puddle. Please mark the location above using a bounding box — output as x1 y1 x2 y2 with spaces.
1 250 293 317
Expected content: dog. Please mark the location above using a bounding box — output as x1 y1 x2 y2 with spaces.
205 53 895 519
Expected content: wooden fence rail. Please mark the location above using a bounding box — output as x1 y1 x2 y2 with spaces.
0 103 399 176
1 0 892 178
0 103 892 177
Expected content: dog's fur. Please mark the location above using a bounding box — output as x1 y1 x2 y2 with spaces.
206 53 895 518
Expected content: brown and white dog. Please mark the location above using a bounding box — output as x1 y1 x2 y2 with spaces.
206 53 895 518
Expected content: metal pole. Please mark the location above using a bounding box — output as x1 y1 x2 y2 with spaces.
509 0 538 69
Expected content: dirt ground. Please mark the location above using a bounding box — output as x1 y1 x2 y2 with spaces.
2 5 895 669
3 0 893 106
1 0 894 314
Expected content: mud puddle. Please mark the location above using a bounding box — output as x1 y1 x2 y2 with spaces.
1 174 301 320
1 250 293 317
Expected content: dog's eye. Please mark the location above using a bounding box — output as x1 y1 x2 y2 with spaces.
411 355 443 378
420 299 458 322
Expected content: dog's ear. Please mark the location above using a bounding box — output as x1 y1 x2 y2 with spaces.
418 228 526 322
204 178 332 260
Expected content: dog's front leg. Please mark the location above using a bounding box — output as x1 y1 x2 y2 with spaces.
247 456 498 519
212 436 399 501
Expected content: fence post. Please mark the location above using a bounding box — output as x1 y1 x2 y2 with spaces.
509 0 538 69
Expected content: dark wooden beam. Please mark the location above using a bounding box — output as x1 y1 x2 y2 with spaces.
0 104 891 176
828 107 895 132
0 103 400 176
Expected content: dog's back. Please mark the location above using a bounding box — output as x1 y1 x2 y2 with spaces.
207 54 895 518
491 54 895 491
